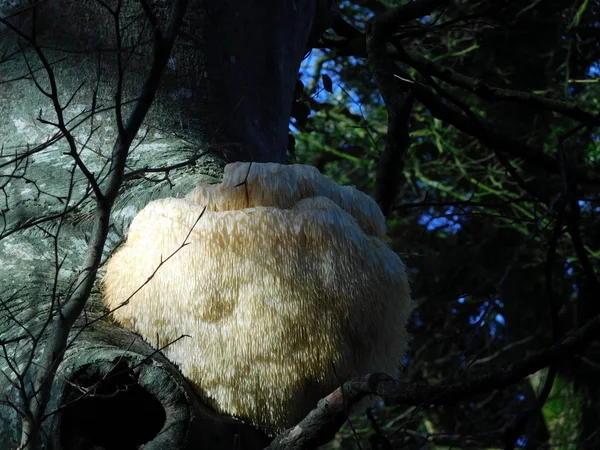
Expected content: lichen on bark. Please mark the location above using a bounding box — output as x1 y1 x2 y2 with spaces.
0 0 334 447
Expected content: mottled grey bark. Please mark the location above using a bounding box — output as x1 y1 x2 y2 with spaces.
0 0 334 448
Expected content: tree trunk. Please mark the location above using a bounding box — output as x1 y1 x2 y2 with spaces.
0 0 333 448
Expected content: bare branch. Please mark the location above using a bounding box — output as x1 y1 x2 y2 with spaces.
124 150 210 180
16 1 189 447
366 14 414 218
268 313 600 449
397 47 600 126
374 0 450 38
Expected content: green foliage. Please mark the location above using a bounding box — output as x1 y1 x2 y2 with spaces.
540 374 582 449
294 0 600 447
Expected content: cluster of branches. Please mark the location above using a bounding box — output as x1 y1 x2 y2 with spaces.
286 0 600 447
315 0 600 206
0 0 190 448
271 311 600 449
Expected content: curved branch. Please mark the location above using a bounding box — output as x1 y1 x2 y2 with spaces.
17 1 189 447
402 75 600 185
397 48 600 127
374 0 450 38
269 312 600 449
326 18 600 186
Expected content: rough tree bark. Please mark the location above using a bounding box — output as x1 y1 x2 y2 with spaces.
0 0 334 448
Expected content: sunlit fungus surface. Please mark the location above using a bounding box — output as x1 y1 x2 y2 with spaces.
102 162 413 430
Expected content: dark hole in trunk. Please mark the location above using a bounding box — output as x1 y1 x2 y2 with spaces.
60 361 166 450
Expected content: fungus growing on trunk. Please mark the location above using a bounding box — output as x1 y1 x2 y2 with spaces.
102 162 413 431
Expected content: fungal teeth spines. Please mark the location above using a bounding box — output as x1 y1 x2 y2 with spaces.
102 162 413 430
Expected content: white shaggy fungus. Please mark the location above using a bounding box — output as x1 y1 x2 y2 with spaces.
102 162 413 430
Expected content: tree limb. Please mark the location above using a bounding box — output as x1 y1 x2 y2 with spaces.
396 47 600 127
18 1 189 447
326 16 600 186
366 14 414 217
269 312 600 449
374 0 450 38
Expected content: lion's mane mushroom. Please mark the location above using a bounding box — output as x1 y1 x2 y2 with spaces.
102 162 413 431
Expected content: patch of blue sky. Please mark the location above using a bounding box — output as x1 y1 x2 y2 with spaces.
299 49 380 117
289 121 299 134
564 259 581 294
418 206 464 233
516 436 528 448
565 261 575 277
452 296 505 336
339 0 374 26
469 302 487 325
578 199 600 213
488 320 502 337
466 299 505 338
299 51 335 104
588 61 600 77
578 200 591 211
458 296 504 309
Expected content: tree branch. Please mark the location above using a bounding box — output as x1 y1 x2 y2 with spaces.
366 14 414 218
401 74 600 185
326 16 600 186
362 0 450 217
374 0 450 38
396 47 600 127
269 312 600 449
18 1 189 447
